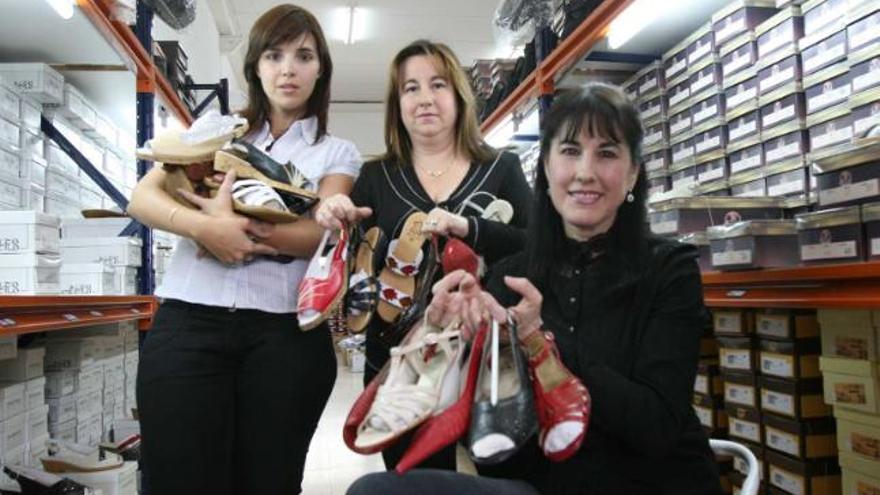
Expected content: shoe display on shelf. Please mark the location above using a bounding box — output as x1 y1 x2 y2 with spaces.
467 317 537 465
346 226 386 333
376 211 429 323
350 320 464 453
2 466 93 495
40 439 124 473
297 229 351 331
526 331 591 462
214 140 318 215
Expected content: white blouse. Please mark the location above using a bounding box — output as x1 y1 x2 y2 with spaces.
155 116 362 313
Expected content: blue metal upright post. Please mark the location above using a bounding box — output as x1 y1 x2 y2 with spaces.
136 2 155 296
535 25 557 121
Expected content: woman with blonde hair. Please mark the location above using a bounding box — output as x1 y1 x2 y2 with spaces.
317 39 532 470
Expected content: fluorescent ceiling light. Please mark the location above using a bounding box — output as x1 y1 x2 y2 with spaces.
332 5 368 45
608 0 696 49
45 0 75 19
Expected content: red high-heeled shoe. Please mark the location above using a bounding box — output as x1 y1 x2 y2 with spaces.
441 238 480 277
395 322 488 473
527 331 591 462
297 228 350 331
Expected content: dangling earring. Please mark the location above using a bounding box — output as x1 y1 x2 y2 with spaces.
626 190 635 203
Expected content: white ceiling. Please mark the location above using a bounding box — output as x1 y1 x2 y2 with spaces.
217 0 506 103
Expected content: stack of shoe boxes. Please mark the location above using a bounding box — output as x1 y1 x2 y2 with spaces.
0 77 42 213
756 309 840 495
61 217 144 295
44 336 103 446
59 235 142 296
122 327 138 419
713 309 769 493
0 344 49 468
0 354 28 480
817 310 880 493
0 210 61 295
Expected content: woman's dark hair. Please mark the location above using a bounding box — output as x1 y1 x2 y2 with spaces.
525 82 648 283
239 4 333 142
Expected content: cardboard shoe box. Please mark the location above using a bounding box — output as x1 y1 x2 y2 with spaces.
766 450 840 495
834 407 880 463
795 206 865 265
0 252 60 295
726 403 764 444
763 413 837 459
756 310 820 340
0 211 60 255
760 376 831 419
819 356 880 414
818 309 880 360
724 371 761 408
759 337 821 379
0 346 45 382
715 310 756 336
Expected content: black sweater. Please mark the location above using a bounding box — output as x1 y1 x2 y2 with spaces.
350 151 533 373
480 236 722 495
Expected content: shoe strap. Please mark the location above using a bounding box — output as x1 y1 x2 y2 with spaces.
385 239 424 277
378 279 414 310
232 179 288 211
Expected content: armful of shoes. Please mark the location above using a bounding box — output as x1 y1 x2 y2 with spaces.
266 173 360 256
128 166 278 264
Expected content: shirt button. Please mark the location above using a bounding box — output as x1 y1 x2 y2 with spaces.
568 325 575 332
574 269 581 275
569 296 577 303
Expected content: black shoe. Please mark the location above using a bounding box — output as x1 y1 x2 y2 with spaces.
2 466 91 495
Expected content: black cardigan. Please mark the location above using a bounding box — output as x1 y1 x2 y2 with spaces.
480 236 722 495
350 151 533 373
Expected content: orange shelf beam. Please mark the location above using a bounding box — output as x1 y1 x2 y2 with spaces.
77 0 193 126
0 296 157 336
701 262 880 309
480 0 634 134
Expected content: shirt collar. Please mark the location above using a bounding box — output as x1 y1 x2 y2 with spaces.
254 115 319 147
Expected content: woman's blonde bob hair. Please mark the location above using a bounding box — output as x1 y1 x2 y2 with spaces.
382 39 494 165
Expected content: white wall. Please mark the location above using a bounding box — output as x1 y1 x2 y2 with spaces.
329 103 385 158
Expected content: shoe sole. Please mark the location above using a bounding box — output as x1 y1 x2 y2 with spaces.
214 150 318 200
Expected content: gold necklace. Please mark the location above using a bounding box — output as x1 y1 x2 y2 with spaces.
417 162 450 178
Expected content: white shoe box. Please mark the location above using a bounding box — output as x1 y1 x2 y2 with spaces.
0 381 25 418
0 174 24 211
1 442 25 474
0 411 26 452
47 393 76 424
25 376 45 410
19 126 44 162
0 142 22 181
19 96 41 132
0 63 64 104
0 346 45 381
57 83 96 132
0 251 60 295
85 113 117 148
0 114 20 150
61 217 133 239
0 210 60 255
61 237 142 267
0 335 16 361
76 412 101 445
0 82 19 121
45 167 80 203
60 263 115 295
77 388 103 421
25 404 48 443
44 371 76 398
45 142 79 177
113 266 137 295
26 432 49 467
48 416 76 443
98 338 124 360
44 192 80 220
66 460 137 495
80 186 103 210
45 339 98 371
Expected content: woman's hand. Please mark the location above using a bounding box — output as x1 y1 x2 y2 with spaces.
501 276 544 342
421 207 468 238
176 169 279 264
315 193 372 230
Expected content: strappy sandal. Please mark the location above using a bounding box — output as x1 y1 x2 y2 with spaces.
214 140 318 215
377 211 428 323
378 234 440 347
468 316 537 465
352 320 464 453
136 113 248 164
346 226 386 333
456 191 515 224
227 179 301 224
297 229 350 331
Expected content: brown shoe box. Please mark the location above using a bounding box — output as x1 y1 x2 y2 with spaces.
725 74 760 117
694 392 729 433
758 49 803 96
804 63 850 115
799 28 847 76
696 155 729 185
731 438 767 483
832 407 880 463
795 205 865 265
721 337 759 374
807 106 852 155
760 376 831 420
713 2 779 49
715 310 757 337
724 371 761 409
696 359 724 397
756 7 805 60
818 309 880 361
755 309 820 341
763 413 837 460
758 337 821 380
729 109 762 147
727 403 764 444
760 91 807 139
765 450 841 495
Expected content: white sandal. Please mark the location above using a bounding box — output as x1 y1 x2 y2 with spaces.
41 439 124 473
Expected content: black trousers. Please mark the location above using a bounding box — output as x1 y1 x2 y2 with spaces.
137 299 337 495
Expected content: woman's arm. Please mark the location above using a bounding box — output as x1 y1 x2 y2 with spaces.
580 246 706 458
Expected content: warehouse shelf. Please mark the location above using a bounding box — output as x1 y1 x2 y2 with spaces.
0 295 157 336
701 263 880 309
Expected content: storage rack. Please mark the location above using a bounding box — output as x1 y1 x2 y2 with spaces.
0 1 200 335
481 0 880 310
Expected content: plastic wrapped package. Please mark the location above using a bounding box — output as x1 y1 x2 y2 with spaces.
493 0 556 47
143 0 197 30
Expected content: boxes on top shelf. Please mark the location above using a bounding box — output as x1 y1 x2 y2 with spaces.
760 89 807 139
668 106 693 142
60 236 143 267
755 6 805 60
648 196 784 236
724 69 759 119
765 159 810 198
802 0 848 39
720 32 759 81
803 62 850 115
54 84 97 132
662 35 690 84
691 91 725 132
0 251 60 295
729 166 768 197
687 23 718 67
795 205 864 264
0 80 20 122
757 46 803 99
806 104 852 154
667 78 691 112
761 375 830 419
59 263 116 296
0 113 21 150
696 155 729 185
799 28 848 76
689 62 724 104
635 61 665 100
728 109 762 147
0 63 64 104
712 0 780 48
849 64 880 137
730 142 765 176
764 128 808 169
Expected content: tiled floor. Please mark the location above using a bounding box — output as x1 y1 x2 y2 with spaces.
301 360 385 495
302 356 477 495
